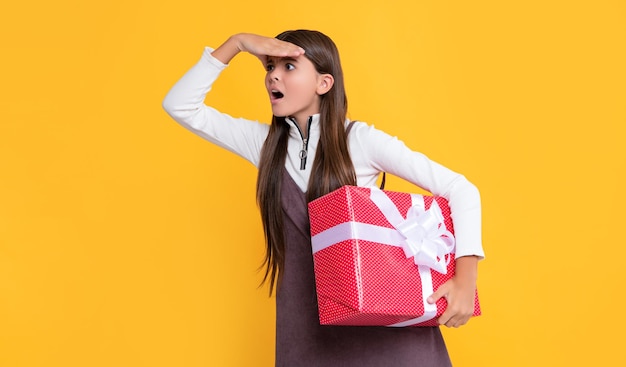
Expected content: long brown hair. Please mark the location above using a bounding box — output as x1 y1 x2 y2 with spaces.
256 30 357 295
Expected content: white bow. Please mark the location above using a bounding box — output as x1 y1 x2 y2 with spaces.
370 188 455 274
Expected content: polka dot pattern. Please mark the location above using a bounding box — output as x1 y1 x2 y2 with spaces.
308 185 481 327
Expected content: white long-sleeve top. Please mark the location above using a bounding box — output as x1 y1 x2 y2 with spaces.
162 47 484 259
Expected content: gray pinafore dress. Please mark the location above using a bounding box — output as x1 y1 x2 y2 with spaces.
275 169 452 367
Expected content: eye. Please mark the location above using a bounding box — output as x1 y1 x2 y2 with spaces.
266 64 275 72
286 63 295 71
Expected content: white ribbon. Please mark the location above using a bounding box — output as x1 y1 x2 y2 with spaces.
387 264 436 327
370 188 456 327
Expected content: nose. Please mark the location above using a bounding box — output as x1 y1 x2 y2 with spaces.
267 69 280 82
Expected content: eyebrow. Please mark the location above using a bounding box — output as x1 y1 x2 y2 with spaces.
267 56 299 64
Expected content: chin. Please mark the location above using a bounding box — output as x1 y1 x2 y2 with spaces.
271 109 288 118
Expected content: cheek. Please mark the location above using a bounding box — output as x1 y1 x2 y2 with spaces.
293 76 321 95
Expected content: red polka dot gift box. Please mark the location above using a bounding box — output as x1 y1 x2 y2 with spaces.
308 185 481 327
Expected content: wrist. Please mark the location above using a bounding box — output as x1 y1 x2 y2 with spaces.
211 35 243 64
454 255 478 284
230 33 246 52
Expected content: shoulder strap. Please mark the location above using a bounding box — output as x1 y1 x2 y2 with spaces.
346 120 357 135
379 172 386 190
346 121 386 190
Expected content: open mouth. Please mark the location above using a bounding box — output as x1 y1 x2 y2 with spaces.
271 90 284 99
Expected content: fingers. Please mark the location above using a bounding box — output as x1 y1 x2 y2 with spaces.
267 39 305 58
429 276 477 328
437 295 474 328
438 310 471 328
237 33 304 60
429 287 467 327
427 283 449 305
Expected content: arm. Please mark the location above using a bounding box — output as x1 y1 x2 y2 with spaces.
162 34 304 165
352 123 483 327
353 123 484 258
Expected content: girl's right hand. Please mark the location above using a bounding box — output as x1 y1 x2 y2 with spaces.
211 33 305 66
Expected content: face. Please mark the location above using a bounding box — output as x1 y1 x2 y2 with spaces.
265 55 326 124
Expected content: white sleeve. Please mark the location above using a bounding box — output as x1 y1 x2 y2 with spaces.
162 47 268 167
352 123 484 259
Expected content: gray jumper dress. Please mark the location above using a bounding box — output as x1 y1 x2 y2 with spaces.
274 169 452 367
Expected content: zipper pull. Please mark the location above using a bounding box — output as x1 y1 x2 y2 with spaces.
299 138 308 170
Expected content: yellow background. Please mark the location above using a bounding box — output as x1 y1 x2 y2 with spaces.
1 0 625 366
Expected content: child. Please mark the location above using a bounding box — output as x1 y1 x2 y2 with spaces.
163 30 484 367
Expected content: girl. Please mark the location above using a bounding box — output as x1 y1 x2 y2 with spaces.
163 30 484 367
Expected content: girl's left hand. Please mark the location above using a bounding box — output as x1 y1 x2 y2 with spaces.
427 276 476 328
427 273 477 328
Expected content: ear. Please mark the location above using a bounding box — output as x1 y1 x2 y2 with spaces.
316 74 334 95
